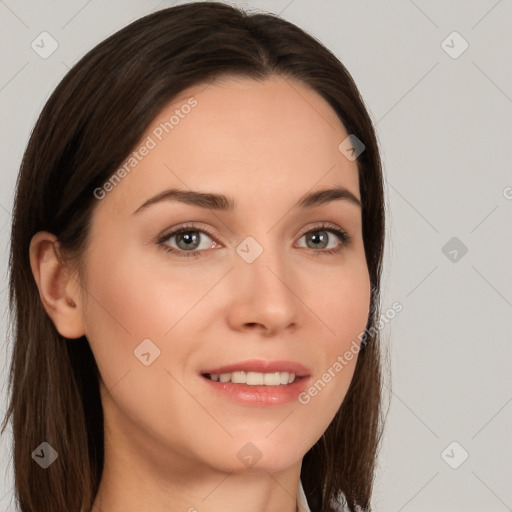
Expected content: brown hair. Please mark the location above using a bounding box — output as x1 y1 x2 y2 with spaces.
2 2 387 511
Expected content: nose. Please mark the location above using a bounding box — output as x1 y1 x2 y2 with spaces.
225 242 302 336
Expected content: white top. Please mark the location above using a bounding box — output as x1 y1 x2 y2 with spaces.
297 478 311 512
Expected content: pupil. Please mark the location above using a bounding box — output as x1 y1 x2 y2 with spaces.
178 231 199 249
309 231 327 249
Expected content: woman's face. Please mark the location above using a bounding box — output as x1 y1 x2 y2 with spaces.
78 75 371 475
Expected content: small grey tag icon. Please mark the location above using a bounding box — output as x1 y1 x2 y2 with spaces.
441 237 468 263
441 441 469 469
236 442 262 468
32 442 59 468
441 31 469 59
339 134 365 161
31 31 59 59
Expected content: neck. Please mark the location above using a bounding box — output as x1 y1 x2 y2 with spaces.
93 457 302 512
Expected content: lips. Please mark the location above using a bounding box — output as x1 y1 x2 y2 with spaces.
200 359 312 406
200 359 311 378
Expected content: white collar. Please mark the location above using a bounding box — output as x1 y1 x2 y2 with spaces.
297 478 311 512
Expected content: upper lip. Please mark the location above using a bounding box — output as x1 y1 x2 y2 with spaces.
201 359 311 377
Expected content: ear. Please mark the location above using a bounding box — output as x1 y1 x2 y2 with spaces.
29 231 85 339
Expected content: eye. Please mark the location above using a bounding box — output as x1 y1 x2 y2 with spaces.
157 222 351 258
158 224 220 258
296 223 351 256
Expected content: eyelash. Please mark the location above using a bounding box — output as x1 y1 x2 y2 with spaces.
157 222 351 259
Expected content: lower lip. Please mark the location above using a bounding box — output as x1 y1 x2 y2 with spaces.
200 375 311 406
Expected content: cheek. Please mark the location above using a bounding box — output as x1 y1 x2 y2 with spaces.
79 235 228 401
315 257 371 346
79 241 189 384
302 260 370 409
82 242 203 338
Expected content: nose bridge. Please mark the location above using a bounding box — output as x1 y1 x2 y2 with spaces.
235 230 288 284
228 231 300 332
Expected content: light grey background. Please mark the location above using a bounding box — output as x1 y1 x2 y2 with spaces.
1 0 511 511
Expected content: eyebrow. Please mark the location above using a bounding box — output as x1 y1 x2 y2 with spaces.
132 185 361 215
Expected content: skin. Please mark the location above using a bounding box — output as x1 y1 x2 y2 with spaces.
30 75 371 512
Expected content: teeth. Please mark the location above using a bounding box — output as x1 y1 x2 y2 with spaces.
207 371 296 386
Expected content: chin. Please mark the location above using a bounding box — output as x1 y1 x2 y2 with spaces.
211 438 307 474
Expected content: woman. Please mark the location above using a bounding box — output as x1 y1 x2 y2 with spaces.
2 2 386 511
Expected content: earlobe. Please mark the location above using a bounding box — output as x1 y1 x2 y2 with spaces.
29 231 85 339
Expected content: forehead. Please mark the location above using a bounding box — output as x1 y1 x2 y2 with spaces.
97 75 360 217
